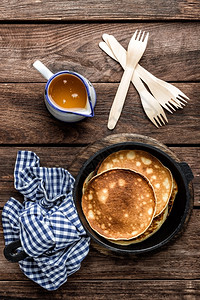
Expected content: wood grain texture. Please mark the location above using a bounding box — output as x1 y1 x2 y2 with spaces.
0 280 200 299
0 0 199 297
0 23 199 82
0 83 199 144
0 0 199 21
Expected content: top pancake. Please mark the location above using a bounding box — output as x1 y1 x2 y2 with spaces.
97 149 173 216
108 177 178 245
108 205 169 245
81 168 156 240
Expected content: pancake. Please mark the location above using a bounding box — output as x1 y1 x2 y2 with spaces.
81 168 156 240
168 177 178 216
82 171 96 195
97 149 173 216
108 206 168 245
108 177 178 245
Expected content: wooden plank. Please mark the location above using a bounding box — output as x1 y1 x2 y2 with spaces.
0 0 199 21
0 209 200 282
0 23 199 82
0 146 199 207
172 147 200 207
0 82 199 144
0 280 200 299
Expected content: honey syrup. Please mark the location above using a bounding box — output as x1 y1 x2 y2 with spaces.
48 73 87 109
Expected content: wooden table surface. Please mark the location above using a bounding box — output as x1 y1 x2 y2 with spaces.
0 1 200 299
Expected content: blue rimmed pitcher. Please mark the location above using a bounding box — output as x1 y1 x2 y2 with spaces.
33 60 96 122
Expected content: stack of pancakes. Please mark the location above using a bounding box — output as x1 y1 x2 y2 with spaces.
81 149 178 245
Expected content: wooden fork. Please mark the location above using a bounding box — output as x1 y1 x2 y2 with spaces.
108 30 149 130
101 34 189 114
99 38 167 127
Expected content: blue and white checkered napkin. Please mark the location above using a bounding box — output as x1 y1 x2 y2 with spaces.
2 151 90 291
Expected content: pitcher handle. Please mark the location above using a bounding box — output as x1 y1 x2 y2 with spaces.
33 60 54 81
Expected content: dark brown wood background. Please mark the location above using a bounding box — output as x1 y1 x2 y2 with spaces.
0 1 200 299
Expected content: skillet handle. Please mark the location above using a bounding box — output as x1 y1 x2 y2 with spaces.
4 240 28 262
178 162 194 184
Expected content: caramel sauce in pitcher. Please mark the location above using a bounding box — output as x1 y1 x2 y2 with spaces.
48 73 87 109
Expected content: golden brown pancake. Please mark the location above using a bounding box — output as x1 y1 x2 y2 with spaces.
167 177 178 216
81 168 156 240
82 171 96 195
97 150 173 217
108 178 178 245
108 206 168 245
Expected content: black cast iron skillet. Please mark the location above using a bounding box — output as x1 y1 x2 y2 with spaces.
73 142 194 255
4 142 194 261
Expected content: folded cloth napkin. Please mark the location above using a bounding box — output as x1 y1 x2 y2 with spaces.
2 151 90 291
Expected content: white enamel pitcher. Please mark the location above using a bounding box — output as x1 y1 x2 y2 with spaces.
33 60 96 122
